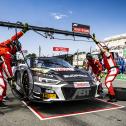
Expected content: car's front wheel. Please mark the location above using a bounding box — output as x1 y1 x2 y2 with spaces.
12 71 24 99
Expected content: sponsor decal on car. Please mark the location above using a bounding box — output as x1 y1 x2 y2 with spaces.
51 68 74 71
72 88 91 99
74 82 90 88
63 74 88 78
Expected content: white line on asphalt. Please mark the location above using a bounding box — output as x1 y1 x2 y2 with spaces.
41 106 124 120
22 101 44 120
96 98 125 107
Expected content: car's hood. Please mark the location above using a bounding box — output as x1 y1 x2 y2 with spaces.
31 67 75 73
53 69 92 82
31 67 93 83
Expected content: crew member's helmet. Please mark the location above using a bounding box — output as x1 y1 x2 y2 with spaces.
103 45 109 51
86 52 93 59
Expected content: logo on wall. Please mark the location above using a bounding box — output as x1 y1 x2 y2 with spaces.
53 47 69 52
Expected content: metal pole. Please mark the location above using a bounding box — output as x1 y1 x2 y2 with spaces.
90 46 92 53
0 21 91 38
77 49 79 67
39 45 41 57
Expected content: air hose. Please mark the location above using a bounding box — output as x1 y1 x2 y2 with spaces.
9 22 35 101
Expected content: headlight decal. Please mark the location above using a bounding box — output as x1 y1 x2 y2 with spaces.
38 77 60 84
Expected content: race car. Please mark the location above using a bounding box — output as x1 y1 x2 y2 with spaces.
12 57 97 102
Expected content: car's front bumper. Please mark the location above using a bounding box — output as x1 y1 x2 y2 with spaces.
29 82 97 102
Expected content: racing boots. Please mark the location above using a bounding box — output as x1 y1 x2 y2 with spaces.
3 96 10 102
107 95 117 102
0 102 8 108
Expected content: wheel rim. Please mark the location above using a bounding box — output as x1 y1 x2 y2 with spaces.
15 72 21 86
12 71 24 99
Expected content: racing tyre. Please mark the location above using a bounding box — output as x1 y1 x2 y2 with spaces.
12 71 24 99
114 87 126 101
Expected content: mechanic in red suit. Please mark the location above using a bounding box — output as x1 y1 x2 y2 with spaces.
0 24 28 107
86 52 103 96
92 34 119 102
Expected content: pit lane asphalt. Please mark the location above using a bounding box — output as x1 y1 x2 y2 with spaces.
0 79 126 126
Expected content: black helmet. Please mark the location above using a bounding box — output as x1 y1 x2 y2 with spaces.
12 40 22 52
9 40 22 54
86 52 92 59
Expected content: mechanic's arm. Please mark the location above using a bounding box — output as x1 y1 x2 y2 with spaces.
1 23 28 46
91 33 106 52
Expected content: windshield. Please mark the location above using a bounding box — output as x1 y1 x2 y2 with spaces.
35 58 73 68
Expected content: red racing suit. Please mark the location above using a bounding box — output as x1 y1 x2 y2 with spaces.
0 31 24 102
103 51 119 96
92 34 119 97
87 58 103 94
87 58 102 76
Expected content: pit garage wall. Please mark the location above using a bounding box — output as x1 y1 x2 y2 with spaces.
73 53 86 67
104 33 126 58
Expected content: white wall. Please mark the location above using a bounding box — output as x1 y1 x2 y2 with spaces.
73 53 86 66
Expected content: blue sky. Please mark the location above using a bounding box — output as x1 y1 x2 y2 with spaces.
0 0 126 56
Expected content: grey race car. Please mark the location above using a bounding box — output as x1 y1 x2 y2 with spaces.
12 57 97 102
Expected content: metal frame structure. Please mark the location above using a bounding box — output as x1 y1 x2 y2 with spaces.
0 21 91 38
